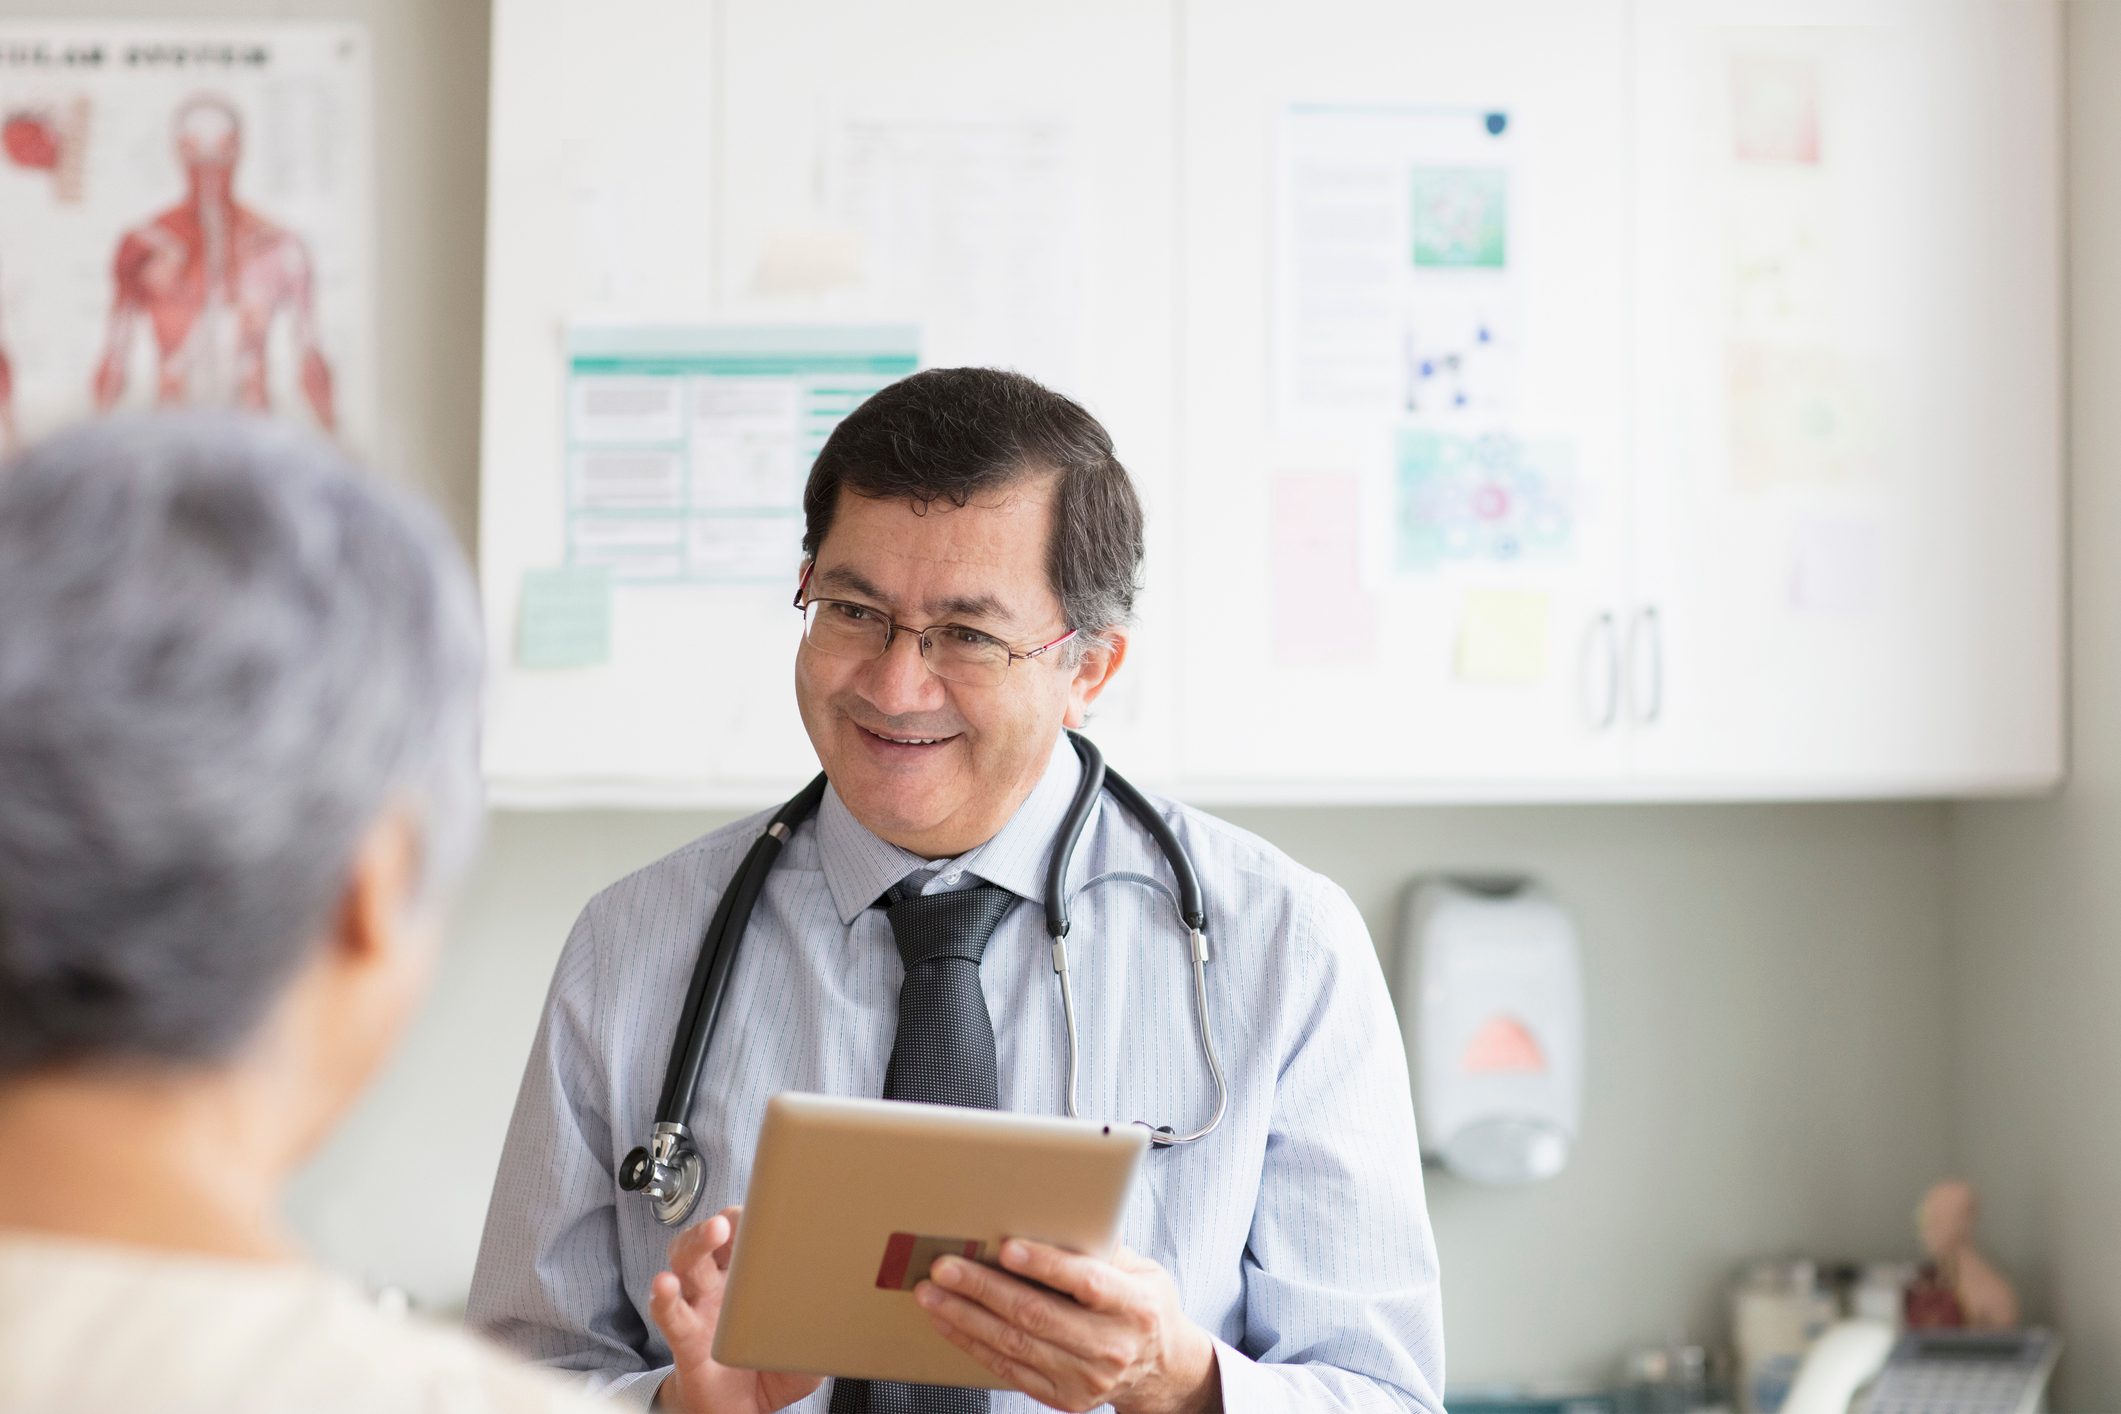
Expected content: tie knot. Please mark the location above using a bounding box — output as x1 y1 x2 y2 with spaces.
881 881 1017 971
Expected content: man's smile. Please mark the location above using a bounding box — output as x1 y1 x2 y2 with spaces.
853 720 964 754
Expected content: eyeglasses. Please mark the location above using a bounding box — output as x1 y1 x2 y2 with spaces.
792 563 1078 688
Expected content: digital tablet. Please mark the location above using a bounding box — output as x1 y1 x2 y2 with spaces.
712 1092 1150 1387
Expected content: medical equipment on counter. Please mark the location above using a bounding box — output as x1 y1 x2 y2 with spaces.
1778 1321 1896 1414
1781 1322 2057 1414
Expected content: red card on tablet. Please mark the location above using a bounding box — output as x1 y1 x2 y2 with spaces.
875 1231 983 1290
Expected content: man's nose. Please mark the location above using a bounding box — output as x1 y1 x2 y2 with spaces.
861 627 946 713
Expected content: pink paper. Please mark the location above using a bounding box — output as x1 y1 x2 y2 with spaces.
1271 472 1379 667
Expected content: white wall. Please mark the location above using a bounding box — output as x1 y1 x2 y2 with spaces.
8 0 1974 1395
1945 4 2121 1408
291 793 1958 1389
1231 803 1952 1385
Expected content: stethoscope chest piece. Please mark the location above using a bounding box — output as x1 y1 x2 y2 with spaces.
618 1121 705 1227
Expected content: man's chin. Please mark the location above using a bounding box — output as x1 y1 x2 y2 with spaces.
855 803 959 856
833 768 950 837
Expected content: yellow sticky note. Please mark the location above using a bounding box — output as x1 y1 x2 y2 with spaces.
1455 589 1549 686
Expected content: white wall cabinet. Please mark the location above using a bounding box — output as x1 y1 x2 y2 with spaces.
1173 0 2060 802
1619 0 2062 796
481 0 2059 806
1177 0 1638 799
712 0 1185 782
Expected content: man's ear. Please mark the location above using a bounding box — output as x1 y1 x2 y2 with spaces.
333 809 422 969
1063 630 1129 729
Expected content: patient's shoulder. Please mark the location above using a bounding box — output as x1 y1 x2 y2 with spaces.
0 1238 611 1414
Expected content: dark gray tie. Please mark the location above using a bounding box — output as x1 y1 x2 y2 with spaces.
830 879 1017 1414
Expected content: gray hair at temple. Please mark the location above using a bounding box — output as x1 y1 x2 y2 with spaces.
0 413 485 1077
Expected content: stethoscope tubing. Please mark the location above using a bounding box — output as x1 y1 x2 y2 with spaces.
626 731 1225 1224
654 774 827 1123
1043 733 1222 1145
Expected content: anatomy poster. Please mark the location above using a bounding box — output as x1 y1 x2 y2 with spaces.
0 26 372 457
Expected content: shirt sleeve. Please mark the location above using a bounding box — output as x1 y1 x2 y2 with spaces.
464 902 673 1407
1213 874 1447 1413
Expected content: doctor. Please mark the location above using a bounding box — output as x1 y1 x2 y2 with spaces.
468 368 1445 1414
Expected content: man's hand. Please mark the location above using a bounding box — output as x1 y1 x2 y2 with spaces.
917 1239 1221 1414
648 1206 822 1414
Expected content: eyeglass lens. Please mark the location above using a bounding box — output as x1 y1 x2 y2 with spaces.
802 601 1011 686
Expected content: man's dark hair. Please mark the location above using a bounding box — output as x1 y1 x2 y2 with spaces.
801 367 1145 638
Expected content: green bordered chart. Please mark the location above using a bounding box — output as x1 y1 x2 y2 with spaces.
563 325 920 585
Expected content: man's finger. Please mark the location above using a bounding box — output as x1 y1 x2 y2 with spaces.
667 1214 733 1294
1110 1245 1161 1277
648 1271 714 1363
996 1239 1130 1313
922 1290 1063 1407
711 1205 742 1268
921 1275 1098 1374
930 1256 1108 1354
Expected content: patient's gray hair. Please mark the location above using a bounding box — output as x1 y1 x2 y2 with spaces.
0 414 484 1076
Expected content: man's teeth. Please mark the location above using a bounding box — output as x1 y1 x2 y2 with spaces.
878 732 945 745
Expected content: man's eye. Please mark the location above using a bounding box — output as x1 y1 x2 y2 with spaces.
829 602 877 623
945 627 999 649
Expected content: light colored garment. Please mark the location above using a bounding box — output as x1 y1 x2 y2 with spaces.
468 733 1446 1412
0 1232 608 1414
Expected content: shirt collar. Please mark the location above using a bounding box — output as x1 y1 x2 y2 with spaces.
815 731 1089 926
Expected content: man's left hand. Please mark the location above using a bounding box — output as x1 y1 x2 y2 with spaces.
917 1240 1220 1414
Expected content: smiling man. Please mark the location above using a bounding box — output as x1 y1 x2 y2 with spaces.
468 368 1445 1414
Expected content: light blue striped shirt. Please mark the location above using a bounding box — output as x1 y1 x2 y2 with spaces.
467 733 1444 1412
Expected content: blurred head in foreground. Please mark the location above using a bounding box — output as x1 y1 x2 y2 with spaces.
0 412 484 1256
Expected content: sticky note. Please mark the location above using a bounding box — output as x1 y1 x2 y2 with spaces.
1271 471 1378 668
1455 588 1549 685
1731 51 1822 165
1789 515 1881 615
517 566 613 670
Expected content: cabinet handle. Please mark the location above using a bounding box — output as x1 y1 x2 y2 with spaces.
1581 611 1619 731
1627 605 1663 726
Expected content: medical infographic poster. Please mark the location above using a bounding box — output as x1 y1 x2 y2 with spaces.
824 117 1084 387
1715 36 1887 620
0 25 373 456
1276 104 1521 435
562 324 918 585
1275 104 1577 586
1722 43 1876 494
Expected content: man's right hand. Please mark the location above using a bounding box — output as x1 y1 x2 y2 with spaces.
649 1206 823 1414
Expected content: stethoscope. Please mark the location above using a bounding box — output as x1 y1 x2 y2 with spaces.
618 730 1229 1225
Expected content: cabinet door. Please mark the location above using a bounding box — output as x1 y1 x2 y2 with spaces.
714 0 1182 784
481 0 731 804
1627 0 2062 795
1178 0 1635 799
